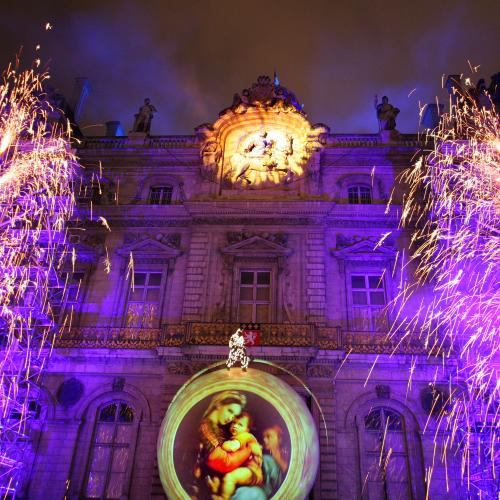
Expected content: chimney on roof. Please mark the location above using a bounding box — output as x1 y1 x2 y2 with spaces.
445 74 462 104
105 121 125 136
420 103 444 130
70 77 91 123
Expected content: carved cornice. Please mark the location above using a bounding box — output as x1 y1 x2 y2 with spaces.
307 364 335 378
326 219 399 228
73 216 400 229
165 358 311 378
193 217 317 226
87 219 189 228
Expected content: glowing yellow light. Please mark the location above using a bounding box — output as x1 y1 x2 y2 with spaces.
158 368 319 499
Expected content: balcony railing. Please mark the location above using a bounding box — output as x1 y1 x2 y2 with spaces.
77 134 423 151
56 323 426 354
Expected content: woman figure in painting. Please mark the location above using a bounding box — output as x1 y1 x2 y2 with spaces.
193 392 289 500
193 391 253 499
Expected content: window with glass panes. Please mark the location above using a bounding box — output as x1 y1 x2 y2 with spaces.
350 274 387 331
364 408 410 499
238 270 272 323
348 185 372 204
149 186 173 205
84 402 135 500
125 272 162 327
50 271 86 322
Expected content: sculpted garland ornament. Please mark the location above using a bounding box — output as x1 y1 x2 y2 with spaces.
196 75 329 190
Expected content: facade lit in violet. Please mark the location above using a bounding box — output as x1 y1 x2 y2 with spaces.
22 75 476 499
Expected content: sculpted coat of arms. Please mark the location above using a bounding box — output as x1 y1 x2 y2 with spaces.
196 75 329 190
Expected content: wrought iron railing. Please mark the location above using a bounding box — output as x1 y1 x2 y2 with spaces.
57 323 425 353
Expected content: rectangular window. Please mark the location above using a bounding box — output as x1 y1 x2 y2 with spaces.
238 270 272 323
125 272 162 328
149 186 173 205
50 271 86 323
348 186 372 204
350 274 387 331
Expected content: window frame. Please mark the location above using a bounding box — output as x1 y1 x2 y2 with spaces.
347 184 372 204
237 268 273 323
231 261 278 323
49 269 89 327
123 270 166 328
347 273 388 332
148 185 173 205
134 175 184 205
82 400 139 500
361 407 413 499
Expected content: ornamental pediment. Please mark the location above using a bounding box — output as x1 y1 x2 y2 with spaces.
116 237 181 258
222 235 291 257
331 236 396 260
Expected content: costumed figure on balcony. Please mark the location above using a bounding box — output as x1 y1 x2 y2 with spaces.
226 328 250 371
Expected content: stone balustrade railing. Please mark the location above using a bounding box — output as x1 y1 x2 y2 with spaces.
57 323 426 354
78 135 198 150
326 133 424 148
77 134 424 151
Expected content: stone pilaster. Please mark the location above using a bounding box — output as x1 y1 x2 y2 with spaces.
305 231 327 324
150 384 180 499
181 232 210 321
315 386 338 499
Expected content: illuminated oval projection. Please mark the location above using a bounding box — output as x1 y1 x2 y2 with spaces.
223 116 309 188
196 75 328 190
158 368 319 499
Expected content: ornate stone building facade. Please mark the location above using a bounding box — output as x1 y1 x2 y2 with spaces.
25 77 462 499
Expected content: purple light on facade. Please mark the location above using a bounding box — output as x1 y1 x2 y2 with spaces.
0 61 76 495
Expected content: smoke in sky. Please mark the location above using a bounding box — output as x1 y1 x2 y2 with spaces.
1 0 498 134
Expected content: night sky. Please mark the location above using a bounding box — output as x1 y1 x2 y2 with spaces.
1 0 499 135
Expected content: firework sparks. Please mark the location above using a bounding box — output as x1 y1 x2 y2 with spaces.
390 75 499 495
0 60 76 493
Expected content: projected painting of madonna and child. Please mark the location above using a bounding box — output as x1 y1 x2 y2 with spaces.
158 368 319 500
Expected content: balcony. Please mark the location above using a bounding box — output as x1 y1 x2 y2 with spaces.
56 323 425 354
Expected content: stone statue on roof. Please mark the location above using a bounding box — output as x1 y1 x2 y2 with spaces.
374 95 400 132
132 98 157 134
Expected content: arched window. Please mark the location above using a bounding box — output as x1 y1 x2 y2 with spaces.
363 407 411 499
348 185 372 204
149 185 173 205
83 402 135 499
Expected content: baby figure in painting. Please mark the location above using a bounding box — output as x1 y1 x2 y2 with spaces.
212 412 263 499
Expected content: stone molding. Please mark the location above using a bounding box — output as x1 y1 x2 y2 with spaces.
221 234 292 258
116 236 182 270
77 217 399 228
331 237 397 260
